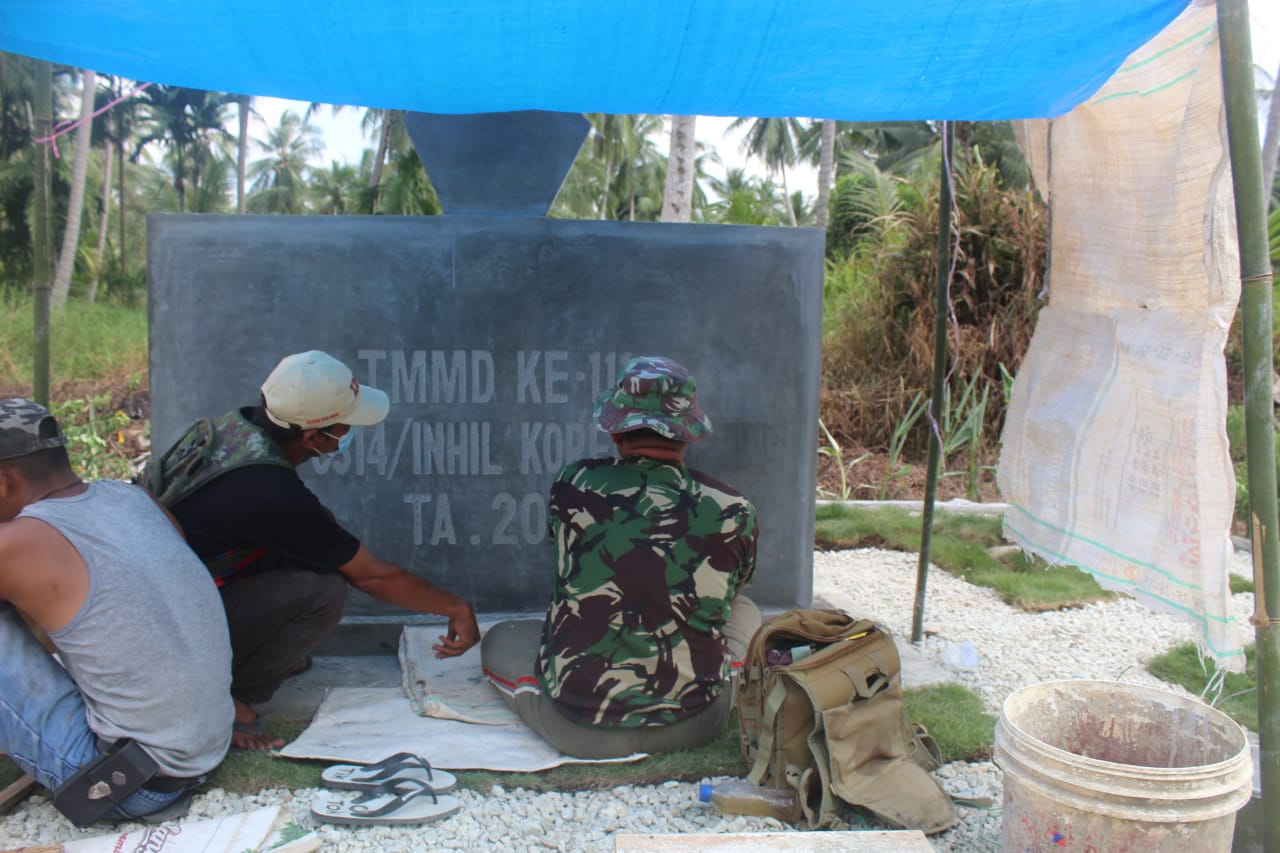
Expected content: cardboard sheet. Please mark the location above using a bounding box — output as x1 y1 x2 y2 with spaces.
399 626 514 725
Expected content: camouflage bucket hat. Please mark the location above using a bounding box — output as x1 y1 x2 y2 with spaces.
593 356 712 442
0 398 66 461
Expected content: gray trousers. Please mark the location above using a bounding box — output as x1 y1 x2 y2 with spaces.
481 594 760 759
220 567 348 704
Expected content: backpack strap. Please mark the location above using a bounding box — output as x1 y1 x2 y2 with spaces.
141 410 293 509
747 678 788 786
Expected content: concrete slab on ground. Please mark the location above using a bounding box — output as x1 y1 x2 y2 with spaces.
614 830 932 852
257 654 402 720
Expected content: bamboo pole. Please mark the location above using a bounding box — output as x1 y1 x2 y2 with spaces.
912 120 954 644
1217 2 1280 849
31 59 53 407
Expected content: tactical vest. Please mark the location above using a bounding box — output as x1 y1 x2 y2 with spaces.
139 408 294 583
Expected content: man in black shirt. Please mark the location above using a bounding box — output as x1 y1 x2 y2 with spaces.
151 351 480 750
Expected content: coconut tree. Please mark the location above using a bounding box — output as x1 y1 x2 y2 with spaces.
728 116 805 225
660 115 697 221
134 85 232 212
814 119 836 229
311 160 361 214
235 94 252 213
247 110 322 213
51 68 96 307
361 108 408 213
704 167 789 225
374 147 441 215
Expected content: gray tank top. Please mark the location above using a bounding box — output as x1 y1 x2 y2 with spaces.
21 480 233 776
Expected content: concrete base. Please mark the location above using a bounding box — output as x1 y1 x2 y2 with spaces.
614 830 932 852
256 654 402 720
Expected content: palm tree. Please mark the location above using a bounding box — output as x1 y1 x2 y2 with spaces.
815 119 836 229
660 115 697 221
362 108 407 213
134 86 232 212
52 68 97 307
374 147 441 215
728 116 805 225
311 160 360 214
235 94 252 213
703 167 789 225
581 114 664 219
248 110 322 213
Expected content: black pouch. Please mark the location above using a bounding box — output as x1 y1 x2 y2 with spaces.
51 738 158 827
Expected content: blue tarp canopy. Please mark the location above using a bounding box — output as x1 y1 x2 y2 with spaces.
5 1 1190 120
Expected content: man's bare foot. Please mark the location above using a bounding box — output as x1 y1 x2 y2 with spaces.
232 699 285 751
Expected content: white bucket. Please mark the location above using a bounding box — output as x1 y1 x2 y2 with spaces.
994 680 1252 852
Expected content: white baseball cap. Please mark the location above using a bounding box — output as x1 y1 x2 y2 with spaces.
261 351 390 430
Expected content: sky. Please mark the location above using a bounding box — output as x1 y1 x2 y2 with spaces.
249 6 1280 204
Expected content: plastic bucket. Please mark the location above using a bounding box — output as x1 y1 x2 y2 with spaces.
994 680 1252 852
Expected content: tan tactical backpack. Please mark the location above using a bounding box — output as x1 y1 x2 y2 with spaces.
736 608 957 833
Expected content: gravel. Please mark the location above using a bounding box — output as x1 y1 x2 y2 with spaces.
0 547 1256 851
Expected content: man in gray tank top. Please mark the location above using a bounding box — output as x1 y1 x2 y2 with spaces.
0 398 233 822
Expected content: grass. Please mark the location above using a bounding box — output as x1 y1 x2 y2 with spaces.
815 504 1112 611
0 291 148 394
0 683 997 799
903 685 995 763
1147 643 1258 733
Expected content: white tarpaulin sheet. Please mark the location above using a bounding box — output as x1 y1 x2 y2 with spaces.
275 687 642 771
280 625 643 769
999 2 1245 669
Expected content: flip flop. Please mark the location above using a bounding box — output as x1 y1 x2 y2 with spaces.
310 778 462 826
322 751 457 793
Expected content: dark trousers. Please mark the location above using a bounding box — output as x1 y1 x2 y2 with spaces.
219 566 347 704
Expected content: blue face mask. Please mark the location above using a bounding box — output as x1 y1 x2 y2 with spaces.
336 429 355 454
322 428 355 455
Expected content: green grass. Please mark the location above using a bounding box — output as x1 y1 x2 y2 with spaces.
268 682 993 792
0 291 148 393
904 684 995 763
815 504 1112 611
1230 574 1255 594
3 683 996 799
1147 643 1258 733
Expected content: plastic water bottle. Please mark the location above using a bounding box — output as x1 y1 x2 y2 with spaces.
940 640 980 671
698 780 802 823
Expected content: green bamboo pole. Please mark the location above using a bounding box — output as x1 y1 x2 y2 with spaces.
1217 2 1279 847
32 59 53 408
912 120 954 645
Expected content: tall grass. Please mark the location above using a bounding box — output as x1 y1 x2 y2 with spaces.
0 290 148 394
821 147 1047 457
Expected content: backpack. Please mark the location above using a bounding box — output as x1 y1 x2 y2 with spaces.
736 608 957 833
139 411 293 509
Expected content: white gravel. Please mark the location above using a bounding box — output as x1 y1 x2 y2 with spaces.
0 547 1257 852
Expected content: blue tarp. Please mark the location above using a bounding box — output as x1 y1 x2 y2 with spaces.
4 1 1190 119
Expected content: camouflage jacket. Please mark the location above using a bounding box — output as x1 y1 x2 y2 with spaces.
140 408 293 583
536 455 757 727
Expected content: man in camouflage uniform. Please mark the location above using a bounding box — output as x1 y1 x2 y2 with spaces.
482 356 760 758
